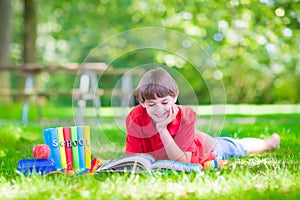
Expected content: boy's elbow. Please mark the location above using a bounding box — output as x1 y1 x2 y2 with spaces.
177 152 192 163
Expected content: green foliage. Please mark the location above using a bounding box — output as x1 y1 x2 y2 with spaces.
10 0 300 105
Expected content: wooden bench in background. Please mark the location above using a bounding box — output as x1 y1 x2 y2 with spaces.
0 63 144 124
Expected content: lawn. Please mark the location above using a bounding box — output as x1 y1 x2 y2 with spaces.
0 109 300 199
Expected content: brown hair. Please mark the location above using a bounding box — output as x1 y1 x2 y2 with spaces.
135 67 179 103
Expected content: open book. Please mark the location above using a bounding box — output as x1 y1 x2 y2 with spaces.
96 153 202 173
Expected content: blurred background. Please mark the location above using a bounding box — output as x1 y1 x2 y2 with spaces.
0 0 299 122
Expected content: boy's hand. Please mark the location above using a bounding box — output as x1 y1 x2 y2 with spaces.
155 105 179 132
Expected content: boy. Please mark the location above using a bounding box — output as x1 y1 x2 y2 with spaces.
125 67 280 165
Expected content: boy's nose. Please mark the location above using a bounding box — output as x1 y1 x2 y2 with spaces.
155 105 164 111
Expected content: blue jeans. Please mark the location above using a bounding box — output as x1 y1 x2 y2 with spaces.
213 137 248 160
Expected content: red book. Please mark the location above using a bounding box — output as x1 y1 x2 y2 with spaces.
63 127 73 171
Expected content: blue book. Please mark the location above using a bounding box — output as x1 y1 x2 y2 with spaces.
43 128 61 169
17 158 57 175
77 126 86 169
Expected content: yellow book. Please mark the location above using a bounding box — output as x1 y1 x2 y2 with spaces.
57 127 67 169
83 126 91 169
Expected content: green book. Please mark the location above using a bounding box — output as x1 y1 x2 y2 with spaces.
70 126 80 169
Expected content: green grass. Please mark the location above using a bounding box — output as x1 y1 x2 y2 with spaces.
1 113 300 199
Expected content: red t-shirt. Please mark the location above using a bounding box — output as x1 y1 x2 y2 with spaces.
125 105 216 165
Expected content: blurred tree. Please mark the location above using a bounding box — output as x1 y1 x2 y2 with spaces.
0 0 12 103
23 0 37 63
8 0 300 105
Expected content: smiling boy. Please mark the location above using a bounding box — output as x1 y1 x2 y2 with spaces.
125 67 280 166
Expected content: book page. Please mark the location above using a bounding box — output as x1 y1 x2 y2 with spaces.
96 153 155 172
151 160 202 172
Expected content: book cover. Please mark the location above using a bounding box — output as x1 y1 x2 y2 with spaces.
63 127 73 171
77 126 86 169
70 126 80 169
42 128 61 169
17 158 57 175
83 126 91 169
96 153 202 173
57 127 67 169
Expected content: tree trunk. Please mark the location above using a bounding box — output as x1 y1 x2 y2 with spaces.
23 0 37 63
22 0 40 123
0 0 12 103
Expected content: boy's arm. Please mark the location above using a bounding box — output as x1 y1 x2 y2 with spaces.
125 134 143 154
125 113 144 154
156 105 192 163
159 128 192 162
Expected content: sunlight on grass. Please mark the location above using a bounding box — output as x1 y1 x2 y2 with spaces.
0 169 299 199
1 104 299 122
86 104 300 117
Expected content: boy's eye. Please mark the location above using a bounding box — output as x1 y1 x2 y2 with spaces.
148 103 155 106
162 99 169 104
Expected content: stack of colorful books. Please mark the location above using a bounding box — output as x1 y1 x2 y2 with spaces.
42 126 91 172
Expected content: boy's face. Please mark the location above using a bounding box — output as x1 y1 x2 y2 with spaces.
141 95 177 123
